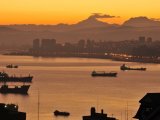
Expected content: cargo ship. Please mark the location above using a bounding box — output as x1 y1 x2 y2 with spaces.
6 64 18 68
0 72 33 82
91 71 117 77
0 84 30 94
120 64 146 71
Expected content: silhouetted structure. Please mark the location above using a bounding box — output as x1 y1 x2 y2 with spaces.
146 37 152 43
0 103 26 120
91 71 117 77
27 36 160 63
120 64 146 71
6 64 18 68
134 93 160 120
0 71 33 82
30 36 160 56
0 84 30 94
77 39 85 52
83 107 117 120
139 36 146 43
54 110 70 117
33 39 40 51
41 39 56 51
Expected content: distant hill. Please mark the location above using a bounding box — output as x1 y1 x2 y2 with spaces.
72 15 118 28
0 26 18 32
123 17 160 27
0 16 160 48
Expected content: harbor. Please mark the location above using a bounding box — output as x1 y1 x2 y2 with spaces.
0 0 160 119
0 55 159 120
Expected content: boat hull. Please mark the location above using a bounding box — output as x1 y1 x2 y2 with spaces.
121 67 146 71
92 72 117 77
54 110 70 117
0 85 30 94
0 76 33 82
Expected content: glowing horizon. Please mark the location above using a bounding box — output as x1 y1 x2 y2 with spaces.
0 0 160 25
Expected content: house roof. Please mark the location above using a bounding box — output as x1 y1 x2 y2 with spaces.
146 106 160 120
134 93 160 119
139 93 160 105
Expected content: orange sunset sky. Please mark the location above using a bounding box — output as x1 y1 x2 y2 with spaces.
0 0 160 25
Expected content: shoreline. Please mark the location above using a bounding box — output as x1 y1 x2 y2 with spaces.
3 52 160 64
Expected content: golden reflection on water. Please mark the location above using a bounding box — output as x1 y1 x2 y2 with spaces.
0 55 160 120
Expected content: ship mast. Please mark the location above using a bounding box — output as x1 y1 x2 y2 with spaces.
96 96 99 112
126 102 128 120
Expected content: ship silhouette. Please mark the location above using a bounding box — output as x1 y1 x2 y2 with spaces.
0 71 33 82
91 71 117 77
120 64 146 71
6 64 18 68
0 83 30 94
54 110 70 117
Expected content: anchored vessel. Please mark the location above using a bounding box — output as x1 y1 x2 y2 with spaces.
6 64 18 68
91 71 117 77
0 84 30 94
0 72 33 82
120 64 146 71
54 110 70 117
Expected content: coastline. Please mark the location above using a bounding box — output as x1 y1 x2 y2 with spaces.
3 52 160 64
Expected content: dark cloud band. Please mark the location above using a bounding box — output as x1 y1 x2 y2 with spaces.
91 13 119 19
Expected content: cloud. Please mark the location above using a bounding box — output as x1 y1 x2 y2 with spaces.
90 13 119 19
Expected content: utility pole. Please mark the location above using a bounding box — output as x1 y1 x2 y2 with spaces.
38 90 40 120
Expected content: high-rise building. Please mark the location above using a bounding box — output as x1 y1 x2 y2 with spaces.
41 39 56 51
139 36 145 43
77 40 85 52
147 37 152 43
33 39 40 50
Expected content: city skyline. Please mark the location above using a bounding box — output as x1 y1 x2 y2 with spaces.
1 1 160 120
1 0 160 25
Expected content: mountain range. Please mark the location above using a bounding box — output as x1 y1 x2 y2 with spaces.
0 16 160 47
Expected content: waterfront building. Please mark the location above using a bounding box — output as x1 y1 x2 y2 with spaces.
77 39 85 51
139 36 146 43
146 37 152 43
33 38 40 50
41 39 56 51
86 39 95 53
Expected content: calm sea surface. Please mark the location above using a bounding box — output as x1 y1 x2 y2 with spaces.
0 55 160 120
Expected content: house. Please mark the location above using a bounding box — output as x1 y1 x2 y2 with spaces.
83 107 117 120
0 103 26 120
134 93 160 120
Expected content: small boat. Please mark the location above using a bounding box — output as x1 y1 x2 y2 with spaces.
6 64 18 68
0 83 30 94
91 71 117 77
120 64 146 71
54 110 70 117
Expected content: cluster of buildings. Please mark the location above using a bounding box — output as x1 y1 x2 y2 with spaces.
31 38 96 54
83 107 116 120
134 93 160 120
30 36 160 57
1 93 160 120
83 93 160 120
32 38 56 52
